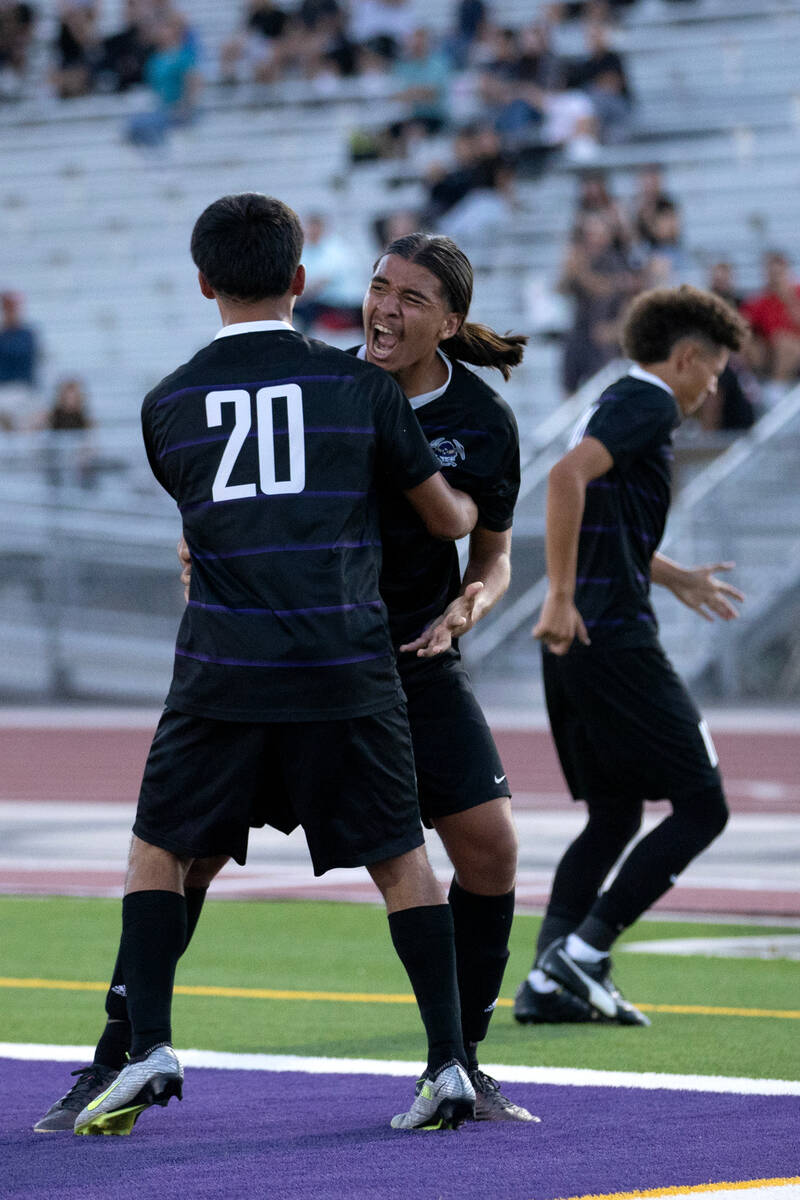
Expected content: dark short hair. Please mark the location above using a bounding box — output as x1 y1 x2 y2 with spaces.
621 284 748 363
190 193 304 302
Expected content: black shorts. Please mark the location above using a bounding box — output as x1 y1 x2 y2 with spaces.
401 653 510 827
543 643 722 804
133 703 423 876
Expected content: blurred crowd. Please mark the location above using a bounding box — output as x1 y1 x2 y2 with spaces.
3 0 800 448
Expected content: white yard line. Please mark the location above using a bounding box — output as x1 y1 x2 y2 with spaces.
3 1043 800 1096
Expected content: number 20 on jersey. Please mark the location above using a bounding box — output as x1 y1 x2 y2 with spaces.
206 384 305 501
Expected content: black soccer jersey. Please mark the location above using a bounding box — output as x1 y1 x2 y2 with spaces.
359 351 520 655
571 370 680 649
141 323 439 722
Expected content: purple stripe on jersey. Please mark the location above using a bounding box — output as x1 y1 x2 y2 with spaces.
190 540 380 560
587 479 662 502
422 425 488 436
187 599 383 616
583 618 626 628
581 523 656 543
575 577 613 584
175 647 391 668
637 611 656 622
160 428 373 460
179 490 369 514
155 376 356 407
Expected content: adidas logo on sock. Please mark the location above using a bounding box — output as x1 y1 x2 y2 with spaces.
111 985 127 997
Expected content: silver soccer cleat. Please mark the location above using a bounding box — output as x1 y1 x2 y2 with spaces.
74 1044 183 1136
391 1061 476 1131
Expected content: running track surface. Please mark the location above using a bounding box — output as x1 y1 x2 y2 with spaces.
2 722 798 812
6 1058 800 1200
2 716 799 915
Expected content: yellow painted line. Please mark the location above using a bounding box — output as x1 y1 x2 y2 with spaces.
1 978 799 1019
553 1177 800 1200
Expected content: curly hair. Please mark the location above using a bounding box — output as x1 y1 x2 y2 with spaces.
381 232 527 381
621 284 748 363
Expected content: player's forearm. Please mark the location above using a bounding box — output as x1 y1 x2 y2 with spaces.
650 552 687 590
543 460 586 598
461 548 511 623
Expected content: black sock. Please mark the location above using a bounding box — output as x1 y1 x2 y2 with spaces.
119 890 187 1059
388 904 464 1076
94 885 208 1069
572 914 617 954
535 912 577 961
449 881 514 1067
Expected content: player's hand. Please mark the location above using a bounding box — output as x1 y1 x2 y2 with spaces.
532 592 590 656
668 562 744 622
399 582 485 658
177 535 192 603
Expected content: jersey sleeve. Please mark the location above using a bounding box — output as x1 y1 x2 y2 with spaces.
472 408 520 532
140 393 171 496
372 373 440 490
584 387 676 469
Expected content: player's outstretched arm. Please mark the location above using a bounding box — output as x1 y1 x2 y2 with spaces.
404 472 478 541
533 437 613 655
399 526 511 657
651 553 744 622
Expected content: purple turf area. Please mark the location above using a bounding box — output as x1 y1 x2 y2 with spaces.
4 1060 799 1200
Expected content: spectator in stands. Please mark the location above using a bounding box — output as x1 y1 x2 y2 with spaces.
219 0 289 86
292 214 367 333
0 290 39 430
34 376 93 430
348 0 415 58
537 72 599 163
445 0 487 68
289 0 357 84
422 122 516 237
0 1 37 100
740 251 800 403
574 169 631 252
703 260 759 431
639 197 690 286
475 25 546 146
372 207 420 252
566 21 632 144
384 27 452 154
630 163 677 249
50 0 103 99
558 211 639 395
127 11 201 147
96 0 155 93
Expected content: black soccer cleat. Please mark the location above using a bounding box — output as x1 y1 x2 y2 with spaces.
33 1064 120 1132
513 977 603 1025
538 938 650 1026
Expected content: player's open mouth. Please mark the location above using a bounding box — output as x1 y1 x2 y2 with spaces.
369 323 400 360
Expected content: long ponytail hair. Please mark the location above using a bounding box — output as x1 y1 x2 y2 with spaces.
381 232 527 381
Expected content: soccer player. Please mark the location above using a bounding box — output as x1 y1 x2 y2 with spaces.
64 193 481 1136
513 284 748 1026
35 231 534 1131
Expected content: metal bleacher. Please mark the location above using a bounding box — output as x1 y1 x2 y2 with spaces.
1 0 799 701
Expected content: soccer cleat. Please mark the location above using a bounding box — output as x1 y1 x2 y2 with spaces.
74 1044 183 1136
470 1069 541 1123
390 1061 475 1131
538 939 650 1026
513 977 601 1025
33 1065 119 1132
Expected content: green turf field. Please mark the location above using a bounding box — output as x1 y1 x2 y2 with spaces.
2 896 798 1081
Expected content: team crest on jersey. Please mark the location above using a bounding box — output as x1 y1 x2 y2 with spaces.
430 436 466 467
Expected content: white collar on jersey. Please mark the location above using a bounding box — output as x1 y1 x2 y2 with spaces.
628 363 675 397
356 345 452 409
214 319 295 339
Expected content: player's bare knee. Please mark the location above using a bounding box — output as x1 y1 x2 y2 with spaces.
184 855 229 888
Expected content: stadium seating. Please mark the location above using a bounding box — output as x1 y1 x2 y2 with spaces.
1 0 799 700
